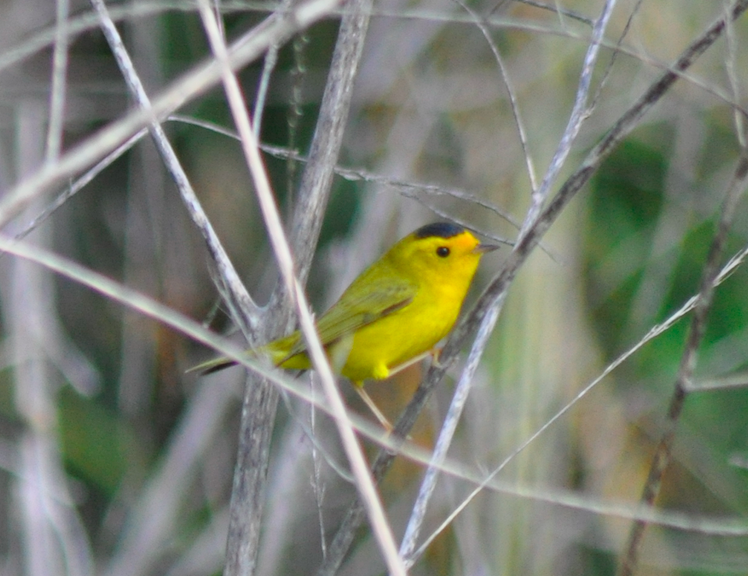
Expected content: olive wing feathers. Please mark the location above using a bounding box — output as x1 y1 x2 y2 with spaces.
280 276 416 361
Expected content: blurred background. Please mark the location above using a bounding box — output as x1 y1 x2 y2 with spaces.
0 0 747 575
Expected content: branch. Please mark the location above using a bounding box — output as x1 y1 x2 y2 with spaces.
89 0 259 338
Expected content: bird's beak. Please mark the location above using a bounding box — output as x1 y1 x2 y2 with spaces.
473 242 499 254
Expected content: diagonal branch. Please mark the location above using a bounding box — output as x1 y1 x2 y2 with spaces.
521 0 617 238
89 0 259 338
270 0 375 311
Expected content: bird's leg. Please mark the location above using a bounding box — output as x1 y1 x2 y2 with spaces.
430 347 445 369
386 350 432 378
354 386 393 432
356 348 446 433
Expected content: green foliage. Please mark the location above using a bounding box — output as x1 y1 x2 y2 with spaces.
585 136 668 351
58 387 145 496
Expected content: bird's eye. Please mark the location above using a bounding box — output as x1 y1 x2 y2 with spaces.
436 246 450 258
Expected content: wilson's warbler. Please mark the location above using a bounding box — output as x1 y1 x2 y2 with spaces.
190 222 497 426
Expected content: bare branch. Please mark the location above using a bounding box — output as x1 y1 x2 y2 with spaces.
11 130 147 244
453 0 538 193
44 0 70 164
89 0 259 336
521 0 617 238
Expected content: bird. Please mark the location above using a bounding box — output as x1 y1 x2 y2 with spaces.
189 221 497 428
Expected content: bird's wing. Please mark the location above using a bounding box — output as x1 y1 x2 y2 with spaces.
282 275 416 360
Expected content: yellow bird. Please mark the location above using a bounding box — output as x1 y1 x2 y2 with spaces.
190 222 497 426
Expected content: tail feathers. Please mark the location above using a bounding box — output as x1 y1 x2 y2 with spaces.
187 335 304 376
185 356 237 375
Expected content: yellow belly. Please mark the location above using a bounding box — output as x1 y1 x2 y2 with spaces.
342 310 452 381
278 292 460 384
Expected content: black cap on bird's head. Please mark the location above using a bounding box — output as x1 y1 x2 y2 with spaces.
413 222 499 255
413 222 465 240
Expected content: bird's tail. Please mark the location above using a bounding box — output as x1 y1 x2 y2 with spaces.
186 334 301 376
185 355 239 375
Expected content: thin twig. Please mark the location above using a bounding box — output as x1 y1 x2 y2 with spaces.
509 0 594 26
521 0 617 238
44 0 70 164
310 376 329 560
686 373 748 392
279 389 355 482
253 0 290 144
725 0 747 148
588 0 645 113
452 0 538 193
11 130 148 245
399 297 505 564
253 44 278 139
